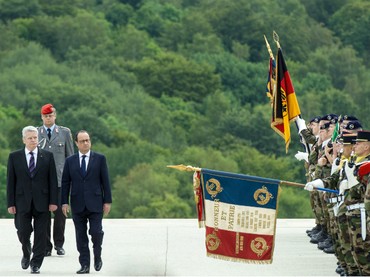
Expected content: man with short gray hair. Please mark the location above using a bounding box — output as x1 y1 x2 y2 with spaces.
7 126 58 274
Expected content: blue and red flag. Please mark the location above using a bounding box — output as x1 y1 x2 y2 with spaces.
199 169 280 264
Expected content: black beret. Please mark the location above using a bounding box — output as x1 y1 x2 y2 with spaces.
309 116 321 124
344 121 362 131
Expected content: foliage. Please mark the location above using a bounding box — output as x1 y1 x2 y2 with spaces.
0 0 369 219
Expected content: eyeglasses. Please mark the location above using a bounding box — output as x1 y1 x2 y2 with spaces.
78 139 90 144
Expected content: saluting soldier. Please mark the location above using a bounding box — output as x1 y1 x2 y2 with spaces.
309 114 337 246
295 116 322 237
305 133 362 276
38 104 74 256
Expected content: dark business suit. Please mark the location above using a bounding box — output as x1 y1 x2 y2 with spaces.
61 151 112 267
7 148 58 268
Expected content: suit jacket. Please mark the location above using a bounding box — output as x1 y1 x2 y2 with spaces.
7 148 59 213
61 151 112 214
38 125 74 186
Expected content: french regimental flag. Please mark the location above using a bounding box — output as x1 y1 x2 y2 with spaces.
199 169 280 264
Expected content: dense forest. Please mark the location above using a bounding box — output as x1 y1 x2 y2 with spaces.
1 0 369 218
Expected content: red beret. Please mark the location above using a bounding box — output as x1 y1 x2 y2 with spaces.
41 103 54 115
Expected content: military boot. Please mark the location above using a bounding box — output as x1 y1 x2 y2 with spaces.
310 228 328 244
323 244 335 254
335 265 344 275
306 224 321 237
318 235 332 250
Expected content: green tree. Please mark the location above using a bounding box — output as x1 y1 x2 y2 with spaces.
38 0 77 17
130 52 222 101
329 0 370 65
0 0 40 22
111 163 190 218
194 53 267 105
300 0 348 25
132 0 182 37
111 24 161 61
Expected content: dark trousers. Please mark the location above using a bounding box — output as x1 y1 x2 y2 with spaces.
15 203 49 268
46 206 66 251
72 208 104 267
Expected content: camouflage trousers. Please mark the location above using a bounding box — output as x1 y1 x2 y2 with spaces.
328 206 342 260
347 211 370 276
312 191 325 227
309 191 319 225
337 213 361 275
319 193 330 231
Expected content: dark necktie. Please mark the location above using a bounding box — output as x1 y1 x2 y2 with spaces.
29 151 35 173
47 128 51 140
81 155 86 176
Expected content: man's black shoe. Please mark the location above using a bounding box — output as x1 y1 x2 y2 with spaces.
55 247 65 255
31 266 40 274
44 250 52 257
94 257 103 271
76 265 90 274
21 257 30 270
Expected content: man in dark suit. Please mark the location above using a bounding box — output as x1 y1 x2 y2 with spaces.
7 126 58 274
38 103 74 256
62 130 112 274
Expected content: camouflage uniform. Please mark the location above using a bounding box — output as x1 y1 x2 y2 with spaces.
314 140 333 240
323 157 361 275
301 128 321 226
360 162 370 275
346 155 370 276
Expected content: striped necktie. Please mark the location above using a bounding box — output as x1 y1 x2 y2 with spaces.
29 152 35 173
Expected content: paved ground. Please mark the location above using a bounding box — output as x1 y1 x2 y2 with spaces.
0 218 337 276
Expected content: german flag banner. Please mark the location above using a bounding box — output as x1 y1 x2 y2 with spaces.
200 169 280 264
271 48 301 153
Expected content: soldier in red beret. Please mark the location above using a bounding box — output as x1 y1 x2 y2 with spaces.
38 104 74 257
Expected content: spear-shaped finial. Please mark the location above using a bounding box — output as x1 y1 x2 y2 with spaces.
273 31 281 49
167 164 201 172
264 35 274 60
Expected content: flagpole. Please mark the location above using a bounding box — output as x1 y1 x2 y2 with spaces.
264 35 274 60
167 164 201 172
167 165 339 194
273 31 281 49
280 180 339 194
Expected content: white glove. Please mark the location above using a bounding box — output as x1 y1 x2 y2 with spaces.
339 180 349 195
295 151 308 162
304 183 314 191
331 159 340 174
296 117 307 134
344 161 359 188
305 179 324 191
